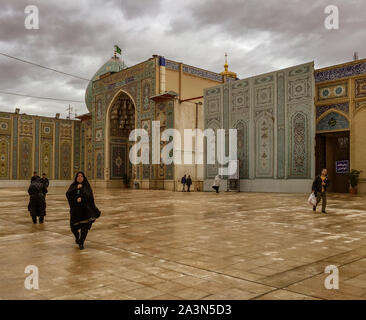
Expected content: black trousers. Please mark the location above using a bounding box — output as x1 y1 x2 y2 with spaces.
71 222 92 245
30 207 45 223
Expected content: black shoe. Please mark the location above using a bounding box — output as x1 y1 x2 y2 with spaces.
79 244 84 250
322 210 327 214
39 219 44 224
313 206 316 212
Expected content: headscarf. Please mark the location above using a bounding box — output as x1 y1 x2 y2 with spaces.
67 171 93 199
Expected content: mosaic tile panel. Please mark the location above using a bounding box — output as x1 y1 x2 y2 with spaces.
255 115 274 178
95 149 104 179
40 139 52 178
34 119 39 173
316 102 349 119
0 136 10 179
0 118 11 135
18 137 32 180
355 78 366 98
60 141 71 179
289 112 308 178
316 112 349 132
12 117 18 179
111 144 127 179
318 82 348 101
73 122 81 174
40 122 54 138
277 72 286 179
54 121 60 179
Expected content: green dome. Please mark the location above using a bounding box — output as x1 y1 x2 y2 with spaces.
85 56 127 112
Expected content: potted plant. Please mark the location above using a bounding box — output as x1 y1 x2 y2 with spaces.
122 174 130 188
349 169 362 194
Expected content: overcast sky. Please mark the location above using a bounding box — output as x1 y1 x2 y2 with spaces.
0 0 365 118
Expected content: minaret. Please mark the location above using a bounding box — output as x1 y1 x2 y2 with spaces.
220 52 237 82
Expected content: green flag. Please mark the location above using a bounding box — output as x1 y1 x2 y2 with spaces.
114 45 122 55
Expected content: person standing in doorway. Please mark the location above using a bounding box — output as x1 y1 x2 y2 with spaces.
186 175 192 192
28 177 47 224
66 172 101 250
181 174 187 192
212 175 221 193
312 168 330 214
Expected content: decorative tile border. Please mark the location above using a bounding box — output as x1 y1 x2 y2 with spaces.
166 59 222 82
315 61 366 83
316 102 349 119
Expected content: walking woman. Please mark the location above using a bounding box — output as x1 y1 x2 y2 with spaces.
28 177 47 224
66 172 101 250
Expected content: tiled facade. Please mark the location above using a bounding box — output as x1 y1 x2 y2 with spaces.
203 62 316 192
0 112 81 181
315 58 366 193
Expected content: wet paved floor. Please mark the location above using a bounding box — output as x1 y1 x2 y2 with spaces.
1 187 366 300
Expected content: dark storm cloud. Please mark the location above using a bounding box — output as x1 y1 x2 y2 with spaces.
166 0 366 79
0 0 365 117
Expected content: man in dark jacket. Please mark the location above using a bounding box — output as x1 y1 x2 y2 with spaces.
40 173 49 216
312 168 330 214
40 173 49 195
28 177 47 224
31 171 40 183
186 175 192 192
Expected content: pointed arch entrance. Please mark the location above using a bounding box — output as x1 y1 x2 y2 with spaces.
105 90 136 186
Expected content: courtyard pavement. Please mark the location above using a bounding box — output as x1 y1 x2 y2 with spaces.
1 187 366 300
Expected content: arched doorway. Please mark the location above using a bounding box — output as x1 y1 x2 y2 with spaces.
105 90 136 186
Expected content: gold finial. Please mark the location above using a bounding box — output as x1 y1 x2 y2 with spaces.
220 52 237 79
224 52 228 71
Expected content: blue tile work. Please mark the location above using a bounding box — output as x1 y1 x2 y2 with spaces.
316 112 349 132
183 64 222 82
315 61 366 83
277 72 285 178
12 117 18 179
204 62 315 183
166 59 222 82
316 102 349 119
54 121 59 179
165 60 179 71
34 119 39 173
81 124 85 172
73 121 81 173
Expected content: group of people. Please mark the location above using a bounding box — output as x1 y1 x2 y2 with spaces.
180 174 193 192
25 167 329 251
27 171 101 250
180 174 222 193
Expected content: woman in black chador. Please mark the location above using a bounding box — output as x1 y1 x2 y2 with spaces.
28 177 47 224
66 172 100 250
